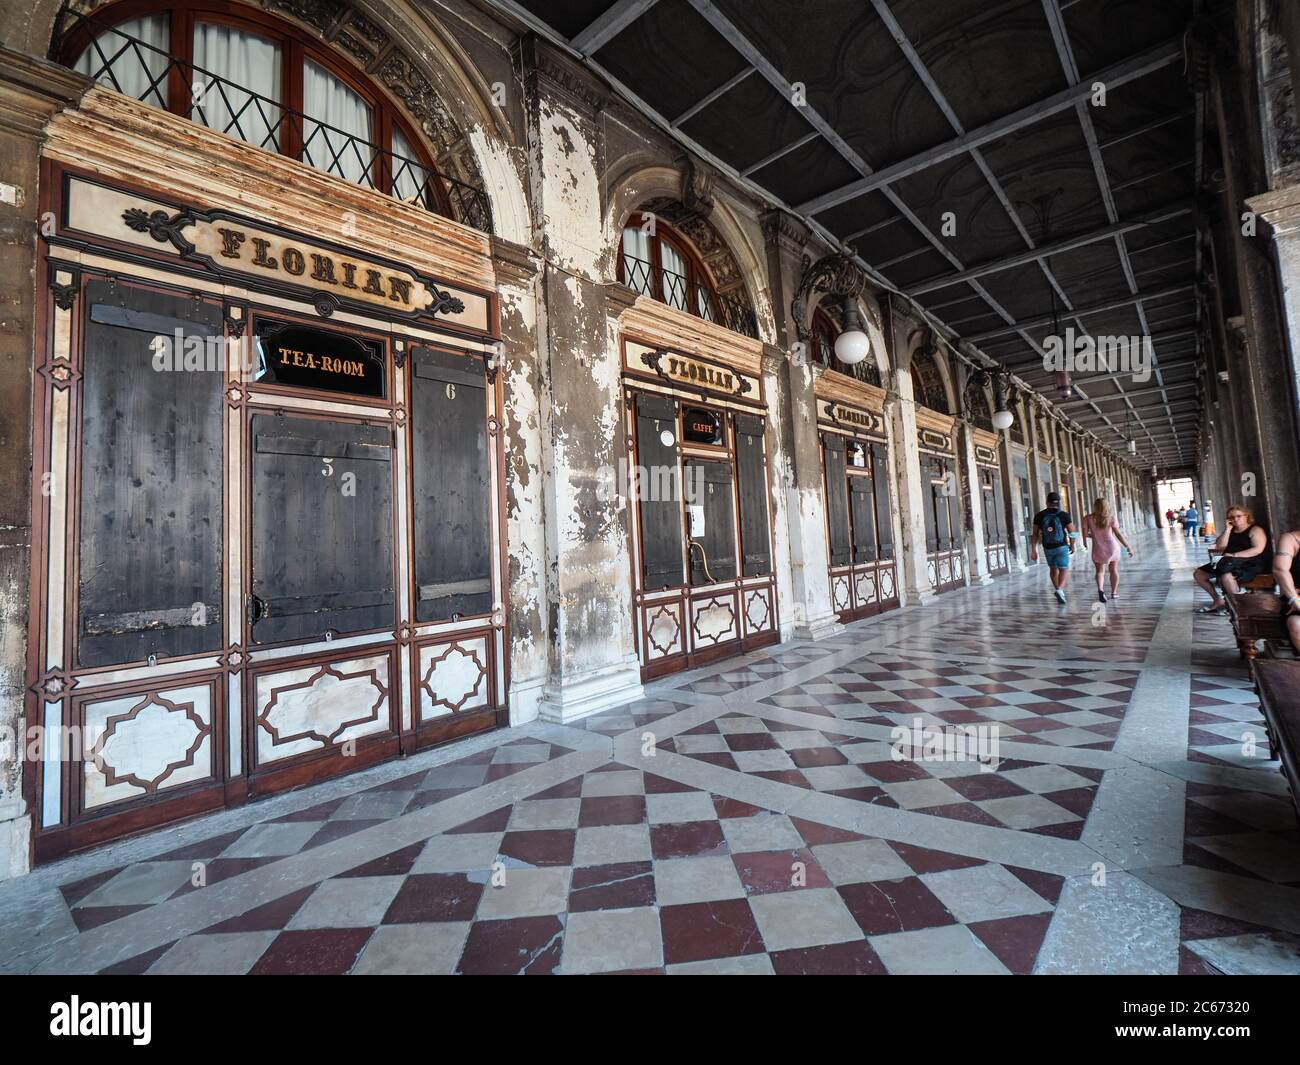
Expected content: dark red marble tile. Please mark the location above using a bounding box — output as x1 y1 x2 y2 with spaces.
650 820 728 860
968 912 1052 974
335 841 427 880
383 873 484 923
946 773 1031 801
889 841 984 874
457 916 564 974
643 772 694 793
448 805 512 834
789 746 849 768
250 928 373 974
578 795 647 827
732 848 831 894
203 886 317 934
99 942 176 975
70 905 147 932
529 776 585 799
568 861 656 912
838 878 956 936
659 899 765 965
858 759 930 783
1006 865 1065 905
790 816 865 846
920 802 1005 827
712 795 763 819
498 829 576 867
725 732 781 752
770 939 887 975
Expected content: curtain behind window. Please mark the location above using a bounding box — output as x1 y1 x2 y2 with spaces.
621 226 654 297
390 125 431 206
302 59 374 187
660 241 688 310
75 15 171 108
192 23 281 151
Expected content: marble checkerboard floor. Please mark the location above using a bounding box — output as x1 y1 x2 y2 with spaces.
2 529 1299 975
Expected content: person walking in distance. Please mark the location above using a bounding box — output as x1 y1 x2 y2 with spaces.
1081 497 1134 602
1184 500 1200 541
1031 491 1076 604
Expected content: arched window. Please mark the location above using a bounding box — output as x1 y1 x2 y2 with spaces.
910 349 951 414
59 1 454 217
619 213 720 323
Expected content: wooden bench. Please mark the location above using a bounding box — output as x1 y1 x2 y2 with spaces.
1242 573 1276 591
1225 591 1287 662
1251 659 1300 827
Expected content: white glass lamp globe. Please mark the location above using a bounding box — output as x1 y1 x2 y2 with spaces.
991 408 1014 431
834 329 870 365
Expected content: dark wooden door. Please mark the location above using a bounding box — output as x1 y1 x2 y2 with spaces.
78 280 224 667
734 413 771 577
823 434 851 567
410 346 492 622
250 414 394 644
849 472 878 564
684 459 737 584
635 393 684 592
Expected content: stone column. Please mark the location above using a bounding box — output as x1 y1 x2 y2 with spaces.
954 420 991 586
885 359 935 606
493 237 549 725
0 49 86 880
761 214 841 640
524 45 642 721
999 437 1029 572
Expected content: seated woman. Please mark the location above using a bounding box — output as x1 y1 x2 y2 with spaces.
1193 505 1272 614
1272 530 1300 653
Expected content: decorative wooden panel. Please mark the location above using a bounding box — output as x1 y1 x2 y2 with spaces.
253 651 392 765
690 593 738 649
644 600 684 660
879 566 897 601
81 681 215 811
417 635 490 721
854 570 877 607
743 586 773 637
832 574 852 613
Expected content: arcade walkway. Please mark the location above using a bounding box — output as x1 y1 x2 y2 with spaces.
2 529 1297 975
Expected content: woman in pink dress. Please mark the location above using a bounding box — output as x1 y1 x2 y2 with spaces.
1081 498 1134 603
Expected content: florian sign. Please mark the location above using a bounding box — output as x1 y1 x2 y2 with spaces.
624 340 759 403
61 177 490 331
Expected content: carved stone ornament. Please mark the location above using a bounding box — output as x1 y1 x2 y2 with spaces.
680 159 716 218
791 253 869 342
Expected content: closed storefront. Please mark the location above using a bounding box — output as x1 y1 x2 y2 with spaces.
974 437 1010 576
917 416 965 594
816 384 899 622
28 168 506 860
622 338 778 680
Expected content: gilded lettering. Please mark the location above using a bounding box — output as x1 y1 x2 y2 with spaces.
310 254 337 285
282 247 305 276
341 262 358 290
217 227 246 259
362 269 385 296
387 276 411 305
251 237 277 269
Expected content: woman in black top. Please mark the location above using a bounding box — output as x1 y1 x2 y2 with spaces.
1193 505 1271 614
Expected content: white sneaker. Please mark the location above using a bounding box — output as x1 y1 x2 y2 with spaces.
1054 589 1066 604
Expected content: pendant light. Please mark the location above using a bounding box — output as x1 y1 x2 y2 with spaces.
833 296 871 366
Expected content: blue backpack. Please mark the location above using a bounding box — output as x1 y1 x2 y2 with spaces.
1039 510 1067 549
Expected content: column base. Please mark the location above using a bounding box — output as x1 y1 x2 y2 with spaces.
790 612 845 641
538 657 644 724
0 802 31 882
507 676 546 727
902 586 938 607
969 573 994 586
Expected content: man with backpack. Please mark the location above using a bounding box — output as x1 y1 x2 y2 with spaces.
1030 491 1076 604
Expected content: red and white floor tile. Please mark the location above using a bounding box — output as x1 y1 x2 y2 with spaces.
3 530 1299 974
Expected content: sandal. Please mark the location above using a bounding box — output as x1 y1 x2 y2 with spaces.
1195 604 1227 615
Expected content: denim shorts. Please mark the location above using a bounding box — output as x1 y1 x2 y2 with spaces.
1044 546 1071 569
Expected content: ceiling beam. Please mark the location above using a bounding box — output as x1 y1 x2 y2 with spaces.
795 37 1183 216
571 0 662 54
907 201 1193 295
1060 381 1198 406
964 284 1196 341
670 66 756 126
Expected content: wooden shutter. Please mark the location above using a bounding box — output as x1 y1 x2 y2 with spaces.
251 414 394 643
78 281 224 667
685 459 737 584
823 434 851 567
411 346 492 622
924 461 941 553
991 469 1007 542
635 394 684 591
734 414 771 577
849 473 877 562
872 444 895 560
